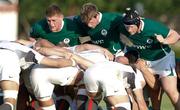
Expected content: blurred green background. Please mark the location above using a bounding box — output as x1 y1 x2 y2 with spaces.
18 0 180 57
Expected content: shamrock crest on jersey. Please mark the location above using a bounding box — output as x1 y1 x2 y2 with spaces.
146 38 153 44
101 29 107 37
63 38 70 44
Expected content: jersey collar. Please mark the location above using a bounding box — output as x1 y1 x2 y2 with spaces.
60 20 64 31
98 12 102 23
140 19 144 31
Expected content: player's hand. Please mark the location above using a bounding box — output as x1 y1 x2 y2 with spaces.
53 46 72 53
34 46 41 51
135 59 147 70
155 33 166 44
103 49 114 61
64 51 73 59
57 41 70 47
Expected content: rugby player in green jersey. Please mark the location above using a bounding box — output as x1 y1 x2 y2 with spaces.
27 4 83 110
120 8 180 110
29 4 81 47
73 2 124 55
73 2 126 110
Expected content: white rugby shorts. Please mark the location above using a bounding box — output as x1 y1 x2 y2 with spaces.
146 51 176 78
30 64 79 99
0 49 21 84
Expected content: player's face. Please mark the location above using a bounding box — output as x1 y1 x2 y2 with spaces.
87 14 99 28
124 24 138 35
46 14 63 32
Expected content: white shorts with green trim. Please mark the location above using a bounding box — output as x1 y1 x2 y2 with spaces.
146 51 176 78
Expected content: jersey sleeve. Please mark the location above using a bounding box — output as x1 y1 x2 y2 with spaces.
145 18 170 38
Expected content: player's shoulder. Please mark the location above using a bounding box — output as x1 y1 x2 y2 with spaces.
143 17 166 27
142 17 169 33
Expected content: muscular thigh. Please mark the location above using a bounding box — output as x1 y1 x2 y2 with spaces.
161 76 177 93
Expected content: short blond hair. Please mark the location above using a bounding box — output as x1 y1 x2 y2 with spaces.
45 4 62 17
80 3 98 23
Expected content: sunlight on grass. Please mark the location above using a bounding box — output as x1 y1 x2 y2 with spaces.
161 93 174 110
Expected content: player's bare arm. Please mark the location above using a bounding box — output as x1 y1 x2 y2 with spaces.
36 47 94 69
75 43 114 60
155 29 180 44
135 59 160 90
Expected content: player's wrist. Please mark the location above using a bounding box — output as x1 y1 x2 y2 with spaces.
70 58 77 67
68 53 77 66
32 41 37 47
65 52 73 59
162 39 168 44
159 38 168 44
140 67 148 72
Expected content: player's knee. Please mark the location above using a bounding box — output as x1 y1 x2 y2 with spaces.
168 91 179 102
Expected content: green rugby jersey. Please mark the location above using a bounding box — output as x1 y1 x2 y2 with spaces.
30 18 81 46
119 18 171 61
74 12 124 54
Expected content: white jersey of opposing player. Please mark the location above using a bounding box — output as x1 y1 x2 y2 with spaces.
0 41 44 63
84 61 143 97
